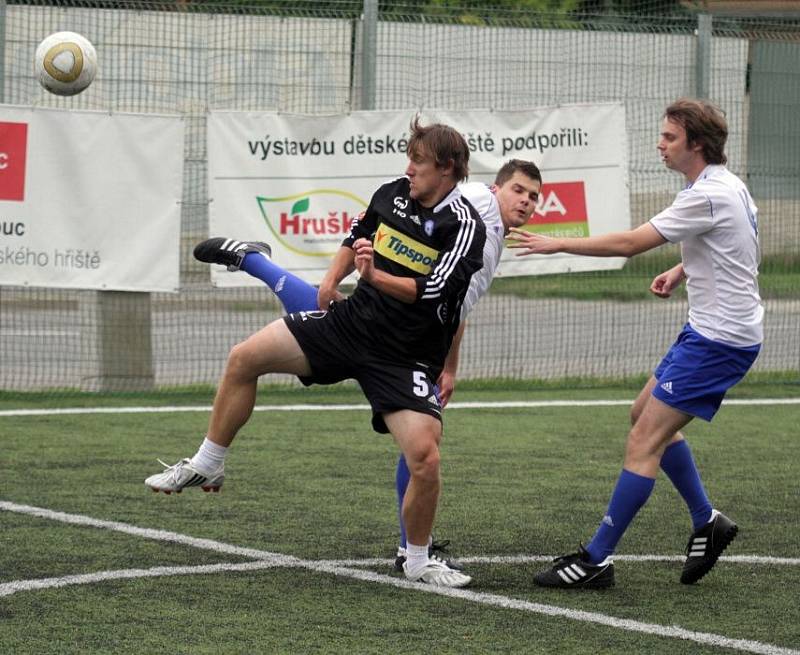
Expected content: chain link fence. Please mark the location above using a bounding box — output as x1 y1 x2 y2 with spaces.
1 0 798 391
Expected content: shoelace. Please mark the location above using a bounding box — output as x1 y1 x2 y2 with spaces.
156 458 188 484
552 550 582 565
429 540 457 565
429 539 452 555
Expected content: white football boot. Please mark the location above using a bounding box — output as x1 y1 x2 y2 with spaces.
144 458 224 494
403 558 472 588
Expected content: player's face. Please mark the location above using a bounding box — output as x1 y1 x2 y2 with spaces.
406 149 451 207
493 171 541 231
658 117 701 175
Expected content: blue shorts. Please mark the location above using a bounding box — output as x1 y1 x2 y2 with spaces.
652 324 760 422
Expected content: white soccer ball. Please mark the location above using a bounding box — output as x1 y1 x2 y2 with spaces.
35 31 97 96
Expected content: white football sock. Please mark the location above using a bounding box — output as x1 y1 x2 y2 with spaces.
190 437 227 475
404 542 429 573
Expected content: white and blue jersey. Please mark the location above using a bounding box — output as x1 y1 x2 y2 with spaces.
457 182 504 319
650 164 763 347
649 164 763 420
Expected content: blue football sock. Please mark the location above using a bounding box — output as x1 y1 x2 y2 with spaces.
585 469 655 564
395 455 411 549
660 440 713 530
240 252 320 313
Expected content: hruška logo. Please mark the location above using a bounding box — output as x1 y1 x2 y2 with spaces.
257 189 368 257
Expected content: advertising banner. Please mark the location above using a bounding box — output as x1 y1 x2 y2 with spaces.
208 104 629 286
0 105 183 292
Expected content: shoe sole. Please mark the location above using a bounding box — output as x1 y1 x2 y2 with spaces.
409 575 472 588
148 485 222 495
394 556 464 573
680 522 738 584
534 577 615 590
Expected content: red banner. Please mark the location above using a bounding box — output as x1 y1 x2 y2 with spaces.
528 181 587 225
0 122 28 201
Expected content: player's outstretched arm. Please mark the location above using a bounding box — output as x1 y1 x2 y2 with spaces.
507 222 666 258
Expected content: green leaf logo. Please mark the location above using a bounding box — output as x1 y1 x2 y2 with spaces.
291 197 310 215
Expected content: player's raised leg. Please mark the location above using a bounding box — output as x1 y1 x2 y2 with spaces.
194 237 320 313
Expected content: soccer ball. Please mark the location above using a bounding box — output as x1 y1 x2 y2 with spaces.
35 31 97 96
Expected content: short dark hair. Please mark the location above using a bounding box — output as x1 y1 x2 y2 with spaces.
494 159 542 186
664 98 728 165
407 116 470 182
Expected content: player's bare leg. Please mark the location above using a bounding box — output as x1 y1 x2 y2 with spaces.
624 396 693 477
631 376 685 447
385 410 471 587
145 319 310 494
632 380 734 582
208 319 311 447
386 410 441 546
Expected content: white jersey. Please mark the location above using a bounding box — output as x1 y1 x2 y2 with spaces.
649 164 763 346
458 182 504 318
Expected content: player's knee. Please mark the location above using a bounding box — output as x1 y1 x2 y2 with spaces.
625 423 657 460
407 445 441 483
225 341 259 381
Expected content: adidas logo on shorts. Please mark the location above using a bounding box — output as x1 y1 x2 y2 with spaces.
660 381 673 394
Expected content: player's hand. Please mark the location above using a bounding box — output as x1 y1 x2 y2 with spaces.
436 370 456 408
650 266 684 298
506 227 561 255
353 238 375 281
317 285 345 310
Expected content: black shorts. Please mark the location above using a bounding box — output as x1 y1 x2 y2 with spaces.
283 309 443 433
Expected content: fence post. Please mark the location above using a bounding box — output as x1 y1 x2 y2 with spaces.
361 0 377 110
696 12 712 99
96 290 154 392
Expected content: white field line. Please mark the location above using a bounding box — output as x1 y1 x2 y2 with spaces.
1 397 799 417
1 501 798 655
0 560 283 597
4 553 798 597
319 554 800 567
0 501 299 563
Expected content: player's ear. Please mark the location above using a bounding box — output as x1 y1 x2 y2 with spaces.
440 158 455 178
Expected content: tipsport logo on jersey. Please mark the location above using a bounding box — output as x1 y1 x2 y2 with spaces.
520 181 589 237
374 223 439 274
256 189 368 257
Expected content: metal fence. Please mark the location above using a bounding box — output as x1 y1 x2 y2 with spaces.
1 0 798 391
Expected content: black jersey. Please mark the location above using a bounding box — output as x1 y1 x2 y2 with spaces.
337 176 486 370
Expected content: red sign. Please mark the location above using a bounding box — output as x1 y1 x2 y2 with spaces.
0 122 28 201
528 181 587 225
